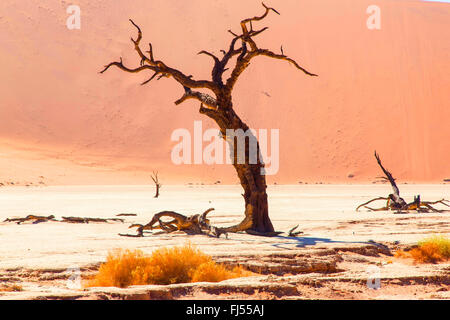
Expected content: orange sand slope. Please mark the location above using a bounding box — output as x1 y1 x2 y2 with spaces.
0 0 449 185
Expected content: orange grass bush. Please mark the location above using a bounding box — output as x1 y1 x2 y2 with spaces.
190 261 252 283
0 284 23 292
87 244 253 288
395 235 450 263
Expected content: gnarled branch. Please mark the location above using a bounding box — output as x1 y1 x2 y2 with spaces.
122 208 227 237
222 3 317 92
225 47 317 91
240 2 279 50
374 151 401 200
356 197 389 211
101 19 220 95
175 89 218 110
189 3 316 93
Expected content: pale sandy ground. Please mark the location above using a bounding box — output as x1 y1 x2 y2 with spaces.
0 184 448 300
1 0 449 184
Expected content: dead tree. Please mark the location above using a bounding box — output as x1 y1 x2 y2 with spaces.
356 151 450 212
101 3 317 235
151 171 161 198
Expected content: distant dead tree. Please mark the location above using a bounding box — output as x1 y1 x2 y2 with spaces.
356 151 450 213
151 171 161 198
101 3 317 236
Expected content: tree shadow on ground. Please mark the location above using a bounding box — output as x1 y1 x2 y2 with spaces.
270 236 373 250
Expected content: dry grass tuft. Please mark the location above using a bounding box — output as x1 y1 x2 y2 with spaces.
87 244 253 288
395 235 450 263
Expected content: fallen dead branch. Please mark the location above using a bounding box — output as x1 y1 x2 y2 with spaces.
3 215 56 224
61 217 124 223
3 215 124 224
119 208 226 238
288 225 303 237
356 151 450 213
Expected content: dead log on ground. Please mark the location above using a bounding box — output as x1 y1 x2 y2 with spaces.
120 208 226 237
3 215 56 224
61 217 124 223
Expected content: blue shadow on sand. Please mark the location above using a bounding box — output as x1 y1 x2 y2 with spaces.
269 236 373 250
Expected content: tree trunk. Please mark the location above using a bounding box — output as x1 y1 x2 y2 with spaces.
236 163 273 233
202 103 275 234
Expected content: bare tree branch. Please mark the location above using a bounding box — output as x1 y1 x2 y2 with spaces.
100 57 156 74
374 151 401 199
174 89 218 110
256 49 318 76
141 71 159 85
101 19 220 95
240 2 279 50
219 3 317 92
198 50 220 63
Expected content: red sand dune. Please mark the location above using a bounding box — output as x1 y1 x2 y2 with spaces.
0 0 448 185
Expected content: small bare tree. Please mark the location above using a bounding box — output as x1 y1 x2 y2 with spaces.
151 171 161 198
101 3 317 235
